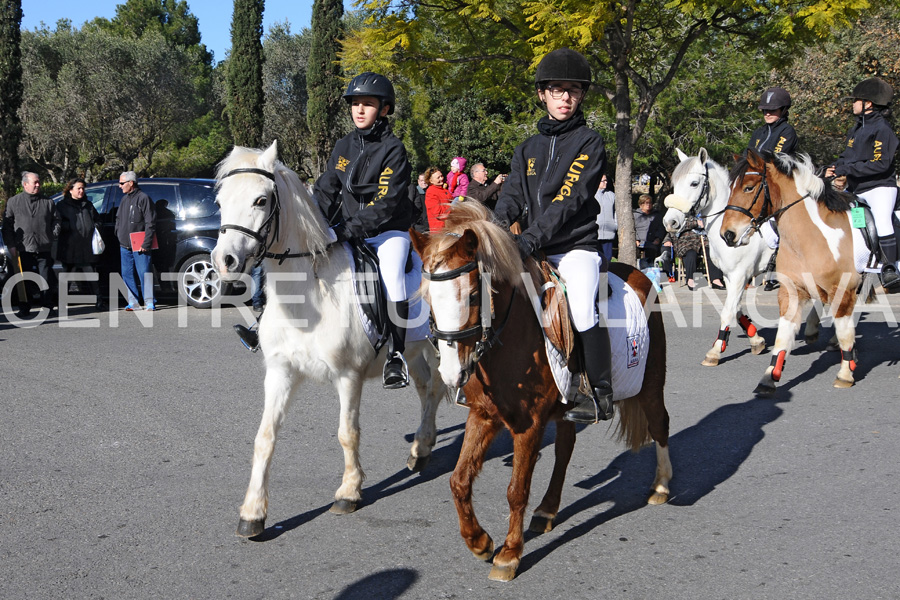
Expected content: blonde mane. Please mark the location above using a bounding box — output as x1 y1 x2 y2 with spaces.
436 201 527 286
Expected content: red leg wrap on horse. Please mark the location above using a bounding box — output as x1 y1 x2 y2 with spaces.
716 326 730 352
738 314 757 338
770 350 786 381
840 346 857 371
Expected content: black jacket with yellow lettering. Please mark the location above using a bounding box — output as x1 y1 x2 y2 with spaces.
494 110 605 256
747 117 798 156
313 118 413 239
832 111 899 194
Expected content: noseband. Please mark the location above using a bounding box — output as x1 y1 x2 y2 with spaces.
218 168 282 266
423 251 515 374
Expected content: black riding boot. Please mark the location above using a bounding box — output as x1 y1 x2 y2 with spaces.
234 322 260 352
878 235 900 290
763 248 780 291
383 300 410 389
564 324 615 424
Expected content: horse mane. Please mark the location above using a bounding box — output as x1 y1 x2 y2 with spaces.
730 152 851 214
216 145 332 254
438 201 527 287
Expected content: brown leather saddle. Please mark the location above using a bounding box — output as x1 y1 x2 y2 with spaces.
527 255 581 372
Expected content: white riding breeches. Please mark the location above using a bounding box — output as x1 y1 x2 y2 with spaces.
366 230 410 302
548 249 602 332
856 186 898 237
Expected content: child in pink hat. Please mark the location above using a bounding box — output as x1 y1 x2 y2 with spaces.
447 157 469 198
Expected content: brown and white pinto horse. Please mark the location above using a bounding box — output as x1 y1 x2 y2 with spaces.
410 201 671 582
720 151 860 395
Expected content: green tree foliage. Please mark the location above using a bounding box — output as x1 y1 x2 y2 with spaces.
227 0 265 147
20 22 207 181
93 0 213 66
0 0 23 209
345 0 873 264
307 0 344 176
263 21 314 177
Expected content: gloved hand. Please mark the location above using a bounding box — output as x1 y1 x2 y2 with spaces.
332 224 349 243
513 234 535 260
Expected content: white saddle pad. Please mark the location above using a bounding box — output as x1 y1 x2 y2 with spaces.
339 243 432 349
545 271 650 404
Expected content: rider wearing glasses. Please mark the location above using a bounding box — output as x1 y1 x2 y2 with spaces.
493 48 614 424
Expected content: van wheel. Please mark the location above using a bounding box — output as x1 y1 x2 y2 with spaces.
178 253 220 309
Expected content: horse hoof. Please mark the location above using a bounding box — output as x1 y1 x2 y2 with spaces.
407 453 431 472
701 356 720 367
751 342 766 355
471 539 495 561
329 499 359 514
528 515 554 533
236 518 265 538
754 383 776 397
647 491 669 505
833 377 854 389
488 562 518 582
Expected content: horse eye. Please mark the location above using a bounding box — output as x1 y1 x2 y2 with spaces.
690 181 699 187
254 195 268 207
743 185 755 193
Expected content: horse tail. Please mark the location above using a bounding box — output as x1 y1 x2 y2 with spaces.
614 309 667 452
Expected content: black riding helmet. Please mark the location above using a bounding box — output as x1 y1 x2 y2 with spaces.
851 77 893 107
343 71 396 115
535 48 592 90
758 87 792 110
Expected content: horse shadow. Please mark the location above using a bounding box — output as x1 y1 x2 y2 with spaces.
333 569 418 600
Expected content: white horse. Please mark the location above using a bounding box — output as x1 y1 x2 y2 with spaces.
211 141 446 538
662 148 775 366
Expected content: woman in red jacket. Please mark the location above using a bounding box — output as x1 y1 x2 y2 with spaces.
423 166 452 231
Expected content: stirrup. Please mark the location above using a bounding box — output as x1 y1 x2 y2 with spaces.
453 387 469 407
233 324 260 353
383 352 409 389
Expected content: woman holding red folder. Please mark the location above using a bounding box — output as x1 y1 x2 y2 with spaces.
115 171 157 310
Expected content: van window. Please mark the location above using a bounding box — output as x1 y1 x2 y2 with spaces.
178 183 219 219
85 187 106 212
109 183 179 212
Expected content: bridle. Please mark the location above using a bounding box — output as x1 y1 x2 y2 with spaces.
724 164 809 245
422 246 515 376
218 167 334 267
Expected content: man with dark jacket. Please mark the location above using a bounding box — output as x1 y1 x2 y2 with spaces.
2 171 60 315
115 171 156 310
467 163 505 209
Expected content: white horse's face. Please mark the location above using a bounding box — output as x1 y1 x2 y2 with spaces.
663 152 711 234
211 142 279 280
428 272 478 389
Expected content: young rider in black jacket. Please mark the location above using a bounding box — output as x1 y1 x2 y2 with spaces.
747 86 798 291
493 48 613 424
826 77 900 290
314 72 415 388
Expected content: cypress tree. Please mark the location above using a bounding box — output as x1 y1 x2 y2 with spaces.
227 0 265 147
0 0 23 211
306 0 343 177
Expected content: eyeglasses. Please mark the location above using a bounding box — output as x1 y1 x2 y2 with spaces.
545 85 585 100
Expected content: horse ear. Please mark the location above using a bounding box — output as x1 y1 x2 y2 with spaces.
698 147 708 164
676 148 689 162
260 140 279 171
409 228 428 258
746 149 765 170
460 229 479 256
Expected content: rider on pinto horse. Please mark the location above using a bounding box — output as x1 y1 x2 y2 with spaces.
493 48 614 424
826 77 900 292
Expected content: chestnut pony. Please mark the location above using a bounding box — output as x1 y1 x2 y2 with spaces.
720 151 860 394
411 201 671 582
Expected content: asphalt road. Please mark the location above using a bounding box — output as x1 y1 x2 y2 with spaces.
1 284 899 599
